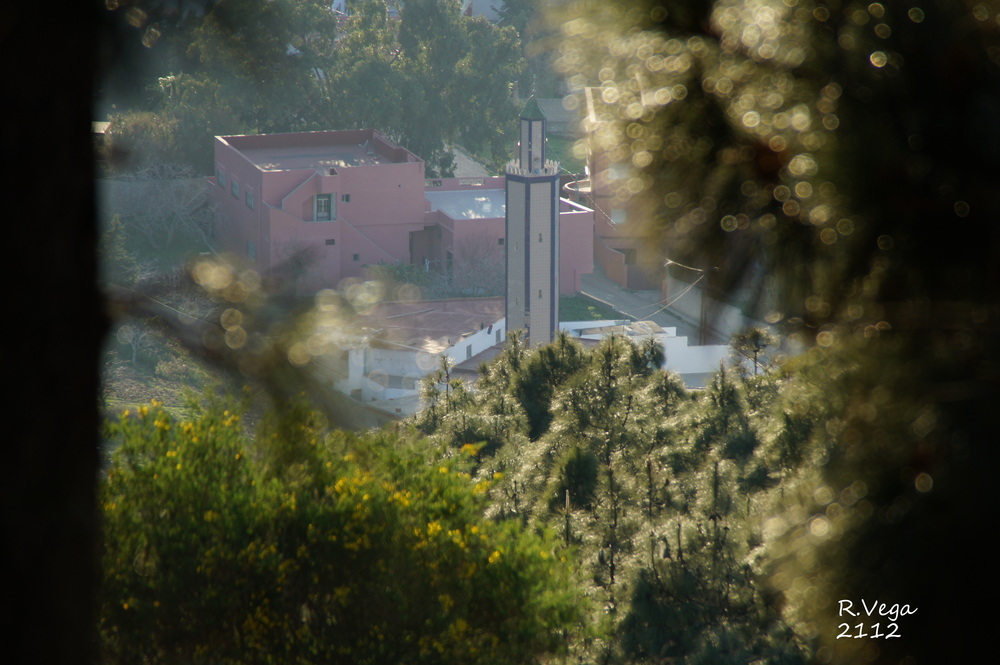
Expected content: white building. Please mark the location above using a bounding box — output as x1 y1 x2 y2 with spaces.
559 319 746 388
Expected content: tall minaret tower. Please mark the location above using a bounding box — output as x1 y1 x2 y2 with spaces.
505 98 561 346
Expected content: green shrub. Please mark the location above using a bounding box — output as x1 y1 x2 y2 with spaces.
99 397 587 665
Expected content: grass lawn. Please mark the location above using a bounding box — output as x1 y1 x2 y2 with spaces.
559 294 623 322
546 134 587 175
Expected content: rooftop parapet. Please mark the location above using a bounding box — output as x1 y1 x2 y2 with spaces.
505 159 560 177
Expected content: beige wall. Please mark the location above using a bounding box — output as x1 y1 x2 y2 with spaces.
505 181 526 334
527 180 557 344
505 175 562 345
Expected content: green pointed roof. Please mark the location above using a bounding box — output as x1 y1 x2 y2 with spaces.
520 97 546 120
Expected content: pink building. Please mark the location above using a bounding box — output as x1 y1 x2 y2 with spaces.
210 129 593 294
562 88 662 290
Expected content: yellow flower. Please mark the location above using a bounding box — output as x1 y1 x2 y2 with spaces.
488 550 501 564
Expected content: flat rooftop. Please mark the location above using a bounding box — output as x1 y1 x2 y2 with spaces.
356 297 506 353
426 189 506 220
221 130 419 171
240 143 389 171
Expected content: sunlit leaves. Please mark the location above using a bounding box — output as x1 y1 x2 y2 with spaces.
99 397 587 665
412 328 816 662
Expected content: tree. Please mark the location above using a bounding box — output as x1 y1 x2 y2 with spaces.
391 1 524 174
412 331 809 664
102 162 218 257
102 76 243 174
447 15 525 168
498 0 564 98
100 214 144 286
731 326 776 376
188 0 337 134
155 73 246 171
102 111 182 173
551 1 1000 662
99 397 588 665
103 0 525 176
115 322 153 365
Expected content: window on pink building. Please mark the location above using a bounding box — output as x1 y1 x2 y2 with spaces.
315 194 334 221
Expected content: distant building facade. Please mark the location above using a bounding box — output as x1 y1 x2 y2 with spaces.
563 87 663 290
210 128 593 294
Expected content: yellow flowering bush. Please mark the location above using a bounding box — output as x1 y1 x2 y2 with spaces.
99 397 586 665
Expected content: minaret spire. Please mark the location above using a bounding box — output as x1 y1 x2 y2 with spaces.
518 97 547 172
505 98 561 346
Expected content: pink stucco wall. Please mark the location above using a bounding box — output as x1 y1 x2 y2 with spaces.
558 202 594 293
210 131 594 295
212 130 427 290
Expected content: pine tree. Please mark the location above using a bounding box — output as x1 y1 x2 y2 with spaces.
550 1 1000 662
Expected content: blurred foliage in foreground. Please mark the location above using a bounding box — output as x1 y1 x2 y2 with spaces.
554 0 1000 326
547 1 1000 663
99 396 587 665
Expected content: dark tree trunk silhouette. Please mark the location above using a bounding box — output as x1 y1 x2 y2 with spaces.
4 5 103 665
